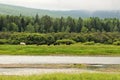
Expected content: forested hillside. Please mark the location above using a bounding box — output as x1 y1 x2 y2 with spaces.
0 4 120 45
0 3 120 18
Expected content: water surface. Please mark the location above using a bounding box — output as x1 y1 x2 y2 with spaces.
0 56 119 64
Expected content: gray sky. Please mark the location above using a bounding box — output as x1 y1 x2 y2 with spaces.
0 0 120 11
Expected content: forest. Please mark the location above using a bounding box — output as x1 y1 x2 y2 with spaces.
0 14 120 33
0 14 120 45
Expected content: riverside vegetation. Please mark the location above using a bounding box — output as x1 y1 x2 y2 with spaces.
0 15 120 56
0 14 120 45
0 73 120 80
0 43 120 55
0 32 120 55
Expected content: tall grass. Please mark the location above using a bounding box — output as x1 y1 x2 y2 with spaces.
0 73 120 80
0 43 120 55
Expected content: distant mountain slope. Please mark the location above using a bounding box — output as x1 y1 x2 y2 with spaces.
0 3 120 18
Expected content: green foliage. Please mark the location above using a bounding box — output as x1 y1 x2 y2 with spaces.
113 41 120 45
56 39 76 45
46 35 55 45
84 41 95 45
25 23 35 33
9 40 20 45
81 26 88 33
0 14 120 33
0 32 11 39
0 44 120 55
0 39 8 44
26 34 46 45
7 22 19 32
0 32 120 45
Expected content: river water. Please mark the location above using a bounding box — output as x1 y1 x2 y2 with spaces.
0 56 119 75
0 56 119 64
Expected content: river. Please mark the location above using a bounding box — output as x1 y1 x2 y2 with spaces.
0 56 119 64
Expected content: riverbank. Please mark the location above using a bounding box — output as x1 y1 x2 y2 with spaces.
0 44 120 56
0 64 119 74
0 73 120 80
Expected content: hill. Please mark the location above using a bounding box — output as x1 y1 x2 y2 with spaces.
0 3 120 18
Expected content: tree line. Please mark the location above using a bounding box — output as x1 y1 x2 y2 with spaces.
0 14 120 33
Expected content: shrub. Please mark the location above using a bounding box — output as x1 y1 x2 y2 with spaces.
84 41 95 45
113 41 120 45
0 39 8 44
9 40 20 45
73 35 86 42
56 39 76 45
46 35 55 45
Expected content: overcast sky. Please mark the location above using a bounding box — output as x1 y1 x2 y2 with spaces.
0 0 120 11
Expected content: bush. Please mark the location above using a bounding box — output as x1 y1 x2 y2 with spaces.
0 32 120 45
9 40 20 45
73 35 86 42
84 41 95 45
46 35 55 45
27 35 45 45
113 41 120 45
56 39 76 45
0 39 8 44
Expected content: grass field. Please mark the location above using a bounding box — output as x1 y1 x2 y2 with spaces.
0 73 120 80
0 43 120 56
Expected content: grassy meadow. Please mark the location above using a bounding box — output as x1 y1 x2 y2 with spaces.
0 43 120 56
0 73 120 80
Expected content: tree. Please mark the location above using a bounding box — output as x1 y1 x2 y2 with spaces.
25 23 35 33
9 22 18 32
65 26 70 32
0 14 120 33
59 17 65 32
41 15 53 33
0 16 4 31
66 16 76 32
20 17 26 32
84 18 92 32
81 26 88 33
53 18 60 32
34 14 39 23
34 23 40 33
76 17 83 33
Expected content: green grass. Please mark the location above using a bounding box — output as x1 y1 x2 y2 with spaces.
0 43 120 56
0 73 120 80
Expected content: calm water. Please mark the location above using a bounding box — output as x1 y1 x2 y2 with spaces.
0 56 119 64
0 56 119 75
